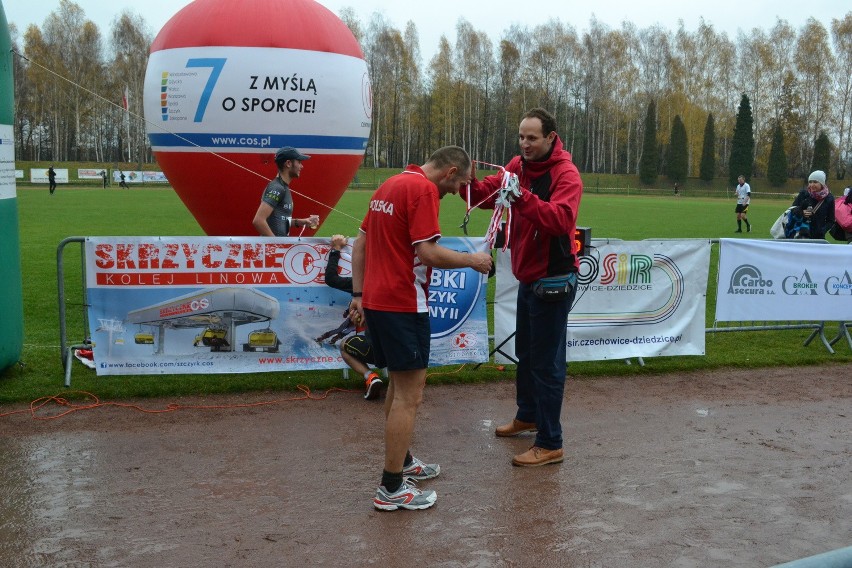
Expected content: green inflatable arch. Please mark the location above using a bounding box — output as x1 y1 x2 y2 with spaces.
0 1 24 372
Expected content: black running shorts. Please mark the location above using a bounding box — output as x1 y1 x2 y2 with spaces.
363 310 430 371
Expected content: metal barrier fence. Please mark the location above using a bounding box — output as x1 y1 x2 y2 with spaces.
699 237 850 354
57 237 92 387
57 236 849 386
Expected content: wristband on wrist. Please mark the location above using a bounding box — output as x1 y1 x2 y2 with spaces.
352 292 363 297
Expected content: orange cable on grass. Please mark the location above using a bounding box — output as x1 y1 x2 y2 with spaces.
0 386 360 421
426 364 469 378
425 363 509 379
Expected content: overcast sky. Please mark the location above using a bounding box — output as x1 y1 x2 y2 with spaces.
5 0 849 61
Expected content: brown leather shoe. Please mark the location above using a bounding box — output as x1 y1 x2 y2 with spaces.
495 419 537 437
511 446 564 467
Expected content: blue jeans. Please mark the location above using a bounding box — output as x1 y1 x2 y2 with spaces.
514 282 574 450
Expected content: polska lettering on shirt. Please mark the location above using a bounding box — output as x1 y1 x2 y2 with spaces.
369 199 394 215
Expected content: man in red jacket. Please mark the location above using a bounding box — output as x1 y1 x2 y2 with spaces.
463 108 583 467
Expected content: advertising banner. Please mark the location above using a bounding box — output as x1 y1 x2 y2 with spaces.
715 239 852 321
494 240 710 363
142 171 169 183
112 170 168 183
144 46 369 155
85 236 488 375
31 168 68 184
78 168 107 180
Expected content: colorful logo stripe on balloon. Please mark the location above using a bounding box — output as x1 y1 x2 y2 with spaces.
160 72 168 121
144 46 371 154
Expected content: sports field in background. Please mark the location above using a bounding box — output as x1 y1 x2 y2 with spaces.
1 182 848 404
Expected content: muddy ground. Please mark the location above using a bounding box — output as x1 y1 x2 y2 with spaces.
1 365 850 567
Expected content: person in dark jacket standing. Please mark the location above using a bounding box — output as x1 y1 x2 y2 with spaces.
462 107 583 467
787 170 835 239
48 166 57 194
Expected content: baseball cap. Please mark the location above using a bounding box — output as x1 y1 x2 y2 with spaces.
808 170 826 185
275 146 311 162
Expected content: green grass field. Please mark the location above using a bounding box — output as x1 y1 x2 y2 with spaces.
0 183 848 405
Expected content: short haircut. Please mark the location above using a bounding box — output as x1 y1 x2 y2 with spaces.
523 107 557 137
427 145 471 173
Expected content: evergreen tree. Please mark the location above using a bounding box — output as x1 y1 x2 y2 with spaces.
810 131 831 177
728 94 754 187
699 113 715 182
639 100 658 185
767 124 788 187
666 115 688 183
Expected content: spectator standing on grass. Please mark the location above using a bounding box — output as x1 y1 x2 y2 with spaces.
100 170 108 188
320 234 383 400
350 146 492 511
461 107 583 468
119 171 130 189
786 170 835 240
252 146 319 236
48 166 56 195
734 175 751 233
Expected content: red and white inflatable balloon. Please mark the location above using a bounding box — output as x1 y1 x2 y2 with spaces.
143 0 371 236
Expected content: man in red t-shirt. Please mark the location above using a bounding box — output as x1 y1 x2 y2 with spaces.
350 146 492 511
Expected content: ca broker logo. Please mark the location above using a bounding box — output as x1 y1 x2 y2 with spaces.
728 264 775 295
782 270 819 295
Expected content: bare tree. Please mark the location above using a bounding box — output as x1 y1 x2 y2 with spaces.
111 10 153 165
831 14 852 179
12 6 852 181
793 18 835 176
40 0 105 160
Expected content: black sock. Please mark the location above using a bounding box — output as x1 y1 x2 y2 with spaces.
746 220 751 228
737 220 742 230
403 451 413 467
381 470 404 493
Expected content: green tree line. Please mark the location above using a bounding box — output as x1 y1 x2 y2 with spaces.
10 2 852 185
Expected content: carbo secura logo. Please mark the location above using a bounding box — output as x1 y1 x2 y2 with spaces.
728 264 775 295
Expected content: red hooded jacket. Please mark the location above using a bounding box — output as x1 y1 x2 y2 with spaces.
463 136 583 284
